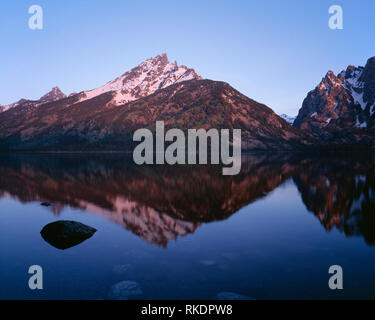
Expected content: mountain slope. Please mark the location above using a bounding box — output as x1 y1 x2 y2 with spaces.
0 86 67 113
0 79 313 151
293 57 375 145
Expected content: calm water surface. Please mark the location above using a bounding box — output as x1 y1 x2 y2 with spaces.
0 153 374 299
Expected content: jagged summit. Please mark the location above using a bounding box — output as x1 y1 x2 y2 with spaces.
79 53 202 105
0 78 312 151
1 86 66 113
134 53 170 71
39 86 67 103
1 54 201 112
294 56 375 136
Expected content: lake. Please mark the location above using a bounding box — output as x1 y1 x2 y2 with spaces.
0 152 374 299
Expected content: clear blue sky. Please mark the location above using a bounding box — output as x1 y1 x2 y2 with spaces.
1 0 374 115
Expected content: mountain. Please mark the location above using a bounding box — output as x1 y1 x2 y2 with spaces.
1 98 30 112
279 114 296 125
1 86 66 112
293 57 375 145
6 53 375 151
0 54 200 113
75 53 202 106
39 86 66 103
0 77 313 151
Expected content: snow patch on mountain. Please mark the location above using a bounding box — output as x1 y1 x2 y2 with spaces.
294 57 375 133
279 114 296 124
1 87 66 113
78 53 202 106
1 54 201 112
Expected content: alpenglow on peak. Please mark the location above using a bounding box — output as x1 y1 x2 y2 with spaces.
78 53 202 105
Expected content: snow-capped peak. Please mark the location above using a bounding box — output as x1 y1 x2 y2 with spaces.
279 114 296 124
1 54 201 113
315 59 374 127
1 87 66 113
294 56 375 132
79 53 202 105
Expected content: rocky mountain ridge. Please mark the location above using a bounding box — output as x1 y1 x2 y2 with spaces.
0 55 374 150
293 57 375 144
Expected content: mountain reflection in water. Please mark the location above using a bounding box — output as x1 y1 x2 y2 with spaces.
0 153 374 247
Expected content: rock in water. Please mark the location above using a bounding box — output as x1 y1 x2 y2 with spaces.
108 281 142 300
40 220 97 250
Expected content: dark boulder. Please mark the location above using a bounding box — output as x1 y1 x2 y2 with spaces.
40 220 97 249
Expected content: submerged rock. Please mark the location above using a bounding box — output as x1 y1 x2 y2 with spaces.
200 260 216 266
216 292 255 300
108 281 142 300
40 220 97 250
113 264 132 275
